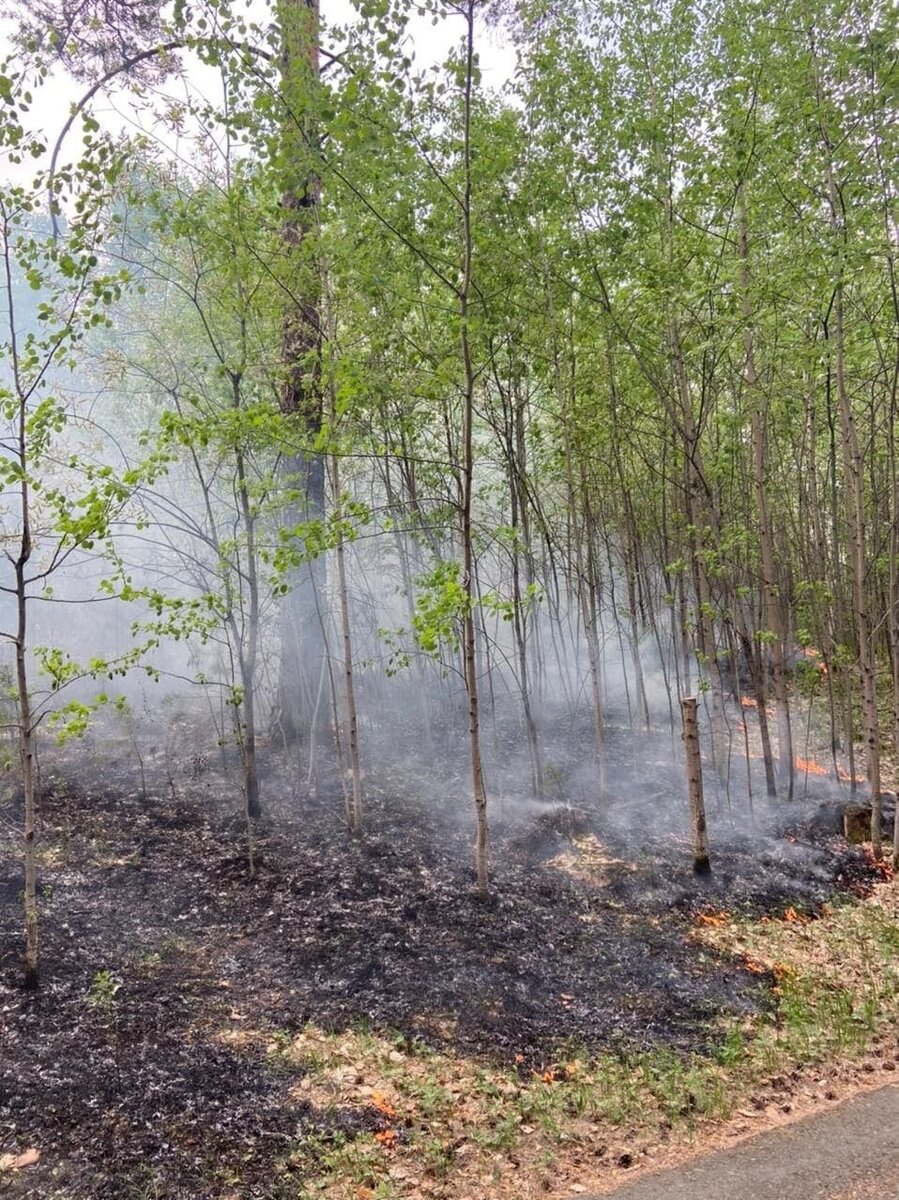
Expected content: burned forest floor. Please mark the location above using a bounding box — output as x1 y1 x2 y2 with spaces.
2 724 899 1200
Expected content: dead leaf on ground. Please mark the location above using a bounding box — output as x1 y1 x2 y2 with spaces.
0 1147 41 1171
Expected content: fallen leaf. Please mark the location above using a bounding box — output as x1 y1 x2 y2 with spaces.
0 1148 40 1171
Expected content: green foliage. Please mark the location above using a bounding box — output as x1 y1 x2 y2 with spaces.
411 561 468 655
87 969 121 1012
482 581 543 624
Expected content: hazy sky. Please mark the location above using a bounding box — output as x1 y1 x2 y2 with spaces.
0 1 516 187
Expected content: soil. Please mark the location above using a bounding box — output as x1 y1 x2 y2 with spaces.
0 738 885 1199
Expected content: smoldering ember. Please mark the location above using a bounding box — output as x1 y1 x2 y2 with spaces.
1 2 898 1198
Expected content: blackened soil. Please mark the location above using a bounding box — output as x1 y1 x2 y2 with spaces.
0 757 882 1198
597 795 885 919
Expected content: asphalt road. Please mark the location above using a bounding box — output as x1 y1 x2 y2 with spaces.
601 1085 899 1199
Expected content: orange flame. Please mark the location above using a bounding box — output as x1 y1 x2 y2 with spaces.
802 647 828 674
741 956 769 975
370 1091 397 1119
795 756 828 777
782 906 811 925
695 909 732 927
836 766 866 785
740 696 758 709
862 844 895 881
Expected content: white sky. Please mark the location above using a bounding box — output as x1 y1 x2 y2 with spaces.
0 1 516 188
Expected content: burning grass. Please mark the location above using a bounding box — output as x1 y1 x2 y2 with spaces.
795 756 829 777
229 875 899 1200
271 876 899 1200
2 749 899 1199
694 909 733 927
694 880 899 1074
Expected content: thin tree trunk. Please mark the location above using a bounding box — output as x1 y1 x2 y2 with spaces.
580 483 607 799
739 187 794 798
814 61 883 849
332 479 364 838
17 575 38 991
329 397 364 838
233 372 261 822
509 459 543 798
682 697 711 875
458 0 488 897
5 218 38 990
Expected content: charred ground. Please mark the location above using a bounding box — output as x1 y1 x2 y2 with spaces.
0 728 886 1198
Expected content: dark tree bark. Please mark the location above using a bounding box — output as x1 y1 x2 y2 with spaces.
275 0 328 757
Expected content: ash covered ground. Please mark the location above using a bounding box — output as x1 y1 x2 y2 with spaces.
0 718 886 1197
